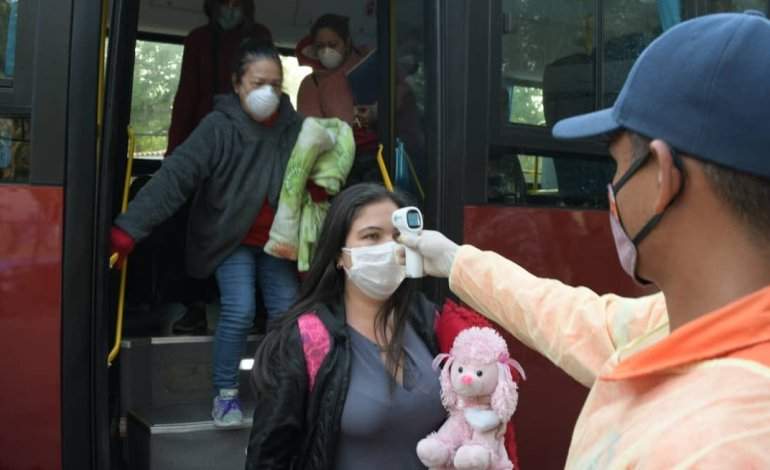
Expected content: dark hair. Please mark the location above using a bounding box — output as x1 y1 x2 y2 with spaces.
203 0 255 25
310 13 351 44
252 183 416 394
230 38 283 85
702 161 770 245
628 132 770 244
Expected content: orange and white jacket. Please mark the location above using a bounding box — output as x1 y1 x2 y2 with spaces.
450 245 770 469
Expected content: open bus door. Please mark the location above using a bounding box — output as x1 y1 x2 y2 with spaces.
89 1 435 469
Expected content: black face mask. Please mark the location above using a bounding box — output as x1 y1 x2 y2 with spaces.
607 145 684 285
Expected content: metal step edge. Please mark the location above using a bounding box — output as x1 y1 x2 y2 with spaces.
127 412 255 435
145 418 253 434
127 402 256 435
121 334 261 347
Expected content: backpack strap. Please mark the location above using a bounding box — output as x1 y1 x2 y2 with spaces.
297 312 331 392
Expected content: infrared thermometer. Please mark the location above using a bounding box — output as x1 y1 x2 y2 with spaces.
392 206 424 278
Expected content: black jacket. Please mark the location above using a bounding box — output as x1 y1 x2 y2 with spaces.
246 294 439 469
116 93 303 278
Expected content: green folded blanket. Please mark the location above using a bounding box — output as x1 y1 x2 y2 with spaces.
265 118 355 271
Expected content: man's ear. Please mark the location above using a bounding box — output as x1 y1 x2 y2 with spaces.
650 139 683 214
231 73 240 93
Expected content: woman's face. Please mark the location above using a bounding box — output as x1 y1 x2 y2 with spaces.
340 199 399 269
233 58 282 119
314 27 348 68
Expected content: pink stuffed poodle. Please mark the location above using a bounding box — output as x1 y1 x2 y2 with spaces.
417 327 525 470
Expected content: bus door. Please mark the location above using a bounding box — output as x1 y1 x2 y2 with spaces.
98 1 435 469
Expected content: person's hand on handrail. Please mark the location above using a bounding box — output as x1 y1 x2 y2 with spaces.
110 226 135 269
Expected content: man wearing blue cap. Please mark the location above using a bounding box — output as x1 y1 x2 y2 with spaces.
398 12 770 467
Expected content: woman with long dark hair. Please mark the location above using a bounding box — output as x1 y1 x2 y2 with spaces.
246 183 445 469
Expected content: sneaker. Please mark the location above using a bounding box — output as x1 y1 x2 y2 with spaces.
172 304 207 335
212 389 243 428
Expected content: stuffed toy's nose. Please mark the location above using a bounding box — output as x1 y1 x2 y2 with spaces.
461 375 473 385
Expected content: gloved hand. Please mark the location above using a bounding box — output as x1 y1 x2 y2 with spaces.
396 230 459 278
110 225 135 269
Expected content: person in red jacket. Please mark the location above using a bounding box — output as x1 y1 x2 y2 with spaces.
167 0 272 154
164 0 271 334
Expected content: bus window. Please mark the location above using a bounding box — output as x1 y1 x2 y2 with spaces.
603 0 769 106
0 115 29 182
130 40 184 158
394 0 428 203
488 150 614 209
602 1 665 107
128 41 311 159
0 0 18 81
501 0 595 127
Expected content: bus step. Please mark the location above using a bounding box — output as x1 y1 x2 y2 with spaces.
119 335 261 419
126 401 255 470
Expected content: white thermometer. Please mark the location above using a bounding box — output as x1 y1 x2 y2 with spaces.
392 206 424 278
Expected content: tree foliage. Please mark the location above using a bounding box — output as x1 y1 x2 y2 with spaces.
130 41 183 154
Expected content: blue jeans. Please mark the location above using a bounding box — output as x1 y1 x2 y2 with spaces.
212 245 299 391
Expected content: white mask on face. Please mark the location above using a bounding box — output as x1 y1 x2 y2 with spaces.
244 85 280 121
342 241 406 301
318 47 344 69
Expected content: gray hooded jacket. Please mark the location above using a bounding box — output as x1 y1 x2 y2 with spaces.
116 93 304 278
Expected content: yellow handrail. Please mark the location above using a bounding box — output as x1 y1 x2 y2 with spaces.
376 144 394 191
402 149 425 200
97 0 109 138
108 127 136 366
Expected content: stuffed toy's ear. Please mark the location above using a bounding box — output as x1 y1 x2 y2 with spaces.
491 363 518 422
439 356 458 410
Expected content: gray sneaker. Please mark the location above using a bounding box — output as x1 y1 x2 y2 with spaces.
212 389 243 428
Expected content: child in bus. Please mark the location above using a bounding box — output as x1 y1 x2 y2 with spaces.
247 183 446 469
110 39 302 428
164 0 272 335
168 0 271 154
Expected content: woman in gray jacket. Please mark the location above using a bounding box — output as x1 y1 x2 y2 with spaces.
110 39 305 427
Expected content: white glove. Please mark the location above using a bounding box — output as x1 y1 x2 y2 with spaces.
397 230 459 278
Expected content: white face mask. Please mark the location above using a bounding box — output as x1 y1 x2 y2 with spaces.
342 241 406 301
244 85 280 121
318 47 344 70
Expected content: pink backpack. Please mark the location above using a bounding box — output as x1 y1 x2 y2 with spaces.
297 312 331 391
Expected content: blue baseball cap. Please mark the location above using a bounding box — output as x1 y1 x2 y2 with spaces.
552 11 770 179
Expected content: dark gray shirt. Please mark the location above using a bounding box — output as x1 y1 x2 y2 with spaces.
335 324 446 469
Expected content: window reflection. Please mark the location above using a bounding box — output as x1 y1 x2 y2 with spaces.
704 0 768 13
394 0 427 202
0 0 17 80
488 150 614 209
603 0 660 106
602 0 768 106
502 0 595 127
0 116 31 182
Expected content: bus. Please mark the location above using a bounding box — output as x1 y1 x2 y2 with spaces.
1 0 767 468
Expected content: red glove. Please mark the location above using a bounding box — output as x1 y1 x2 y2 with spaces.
306 181 329 203
110 226 135 268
